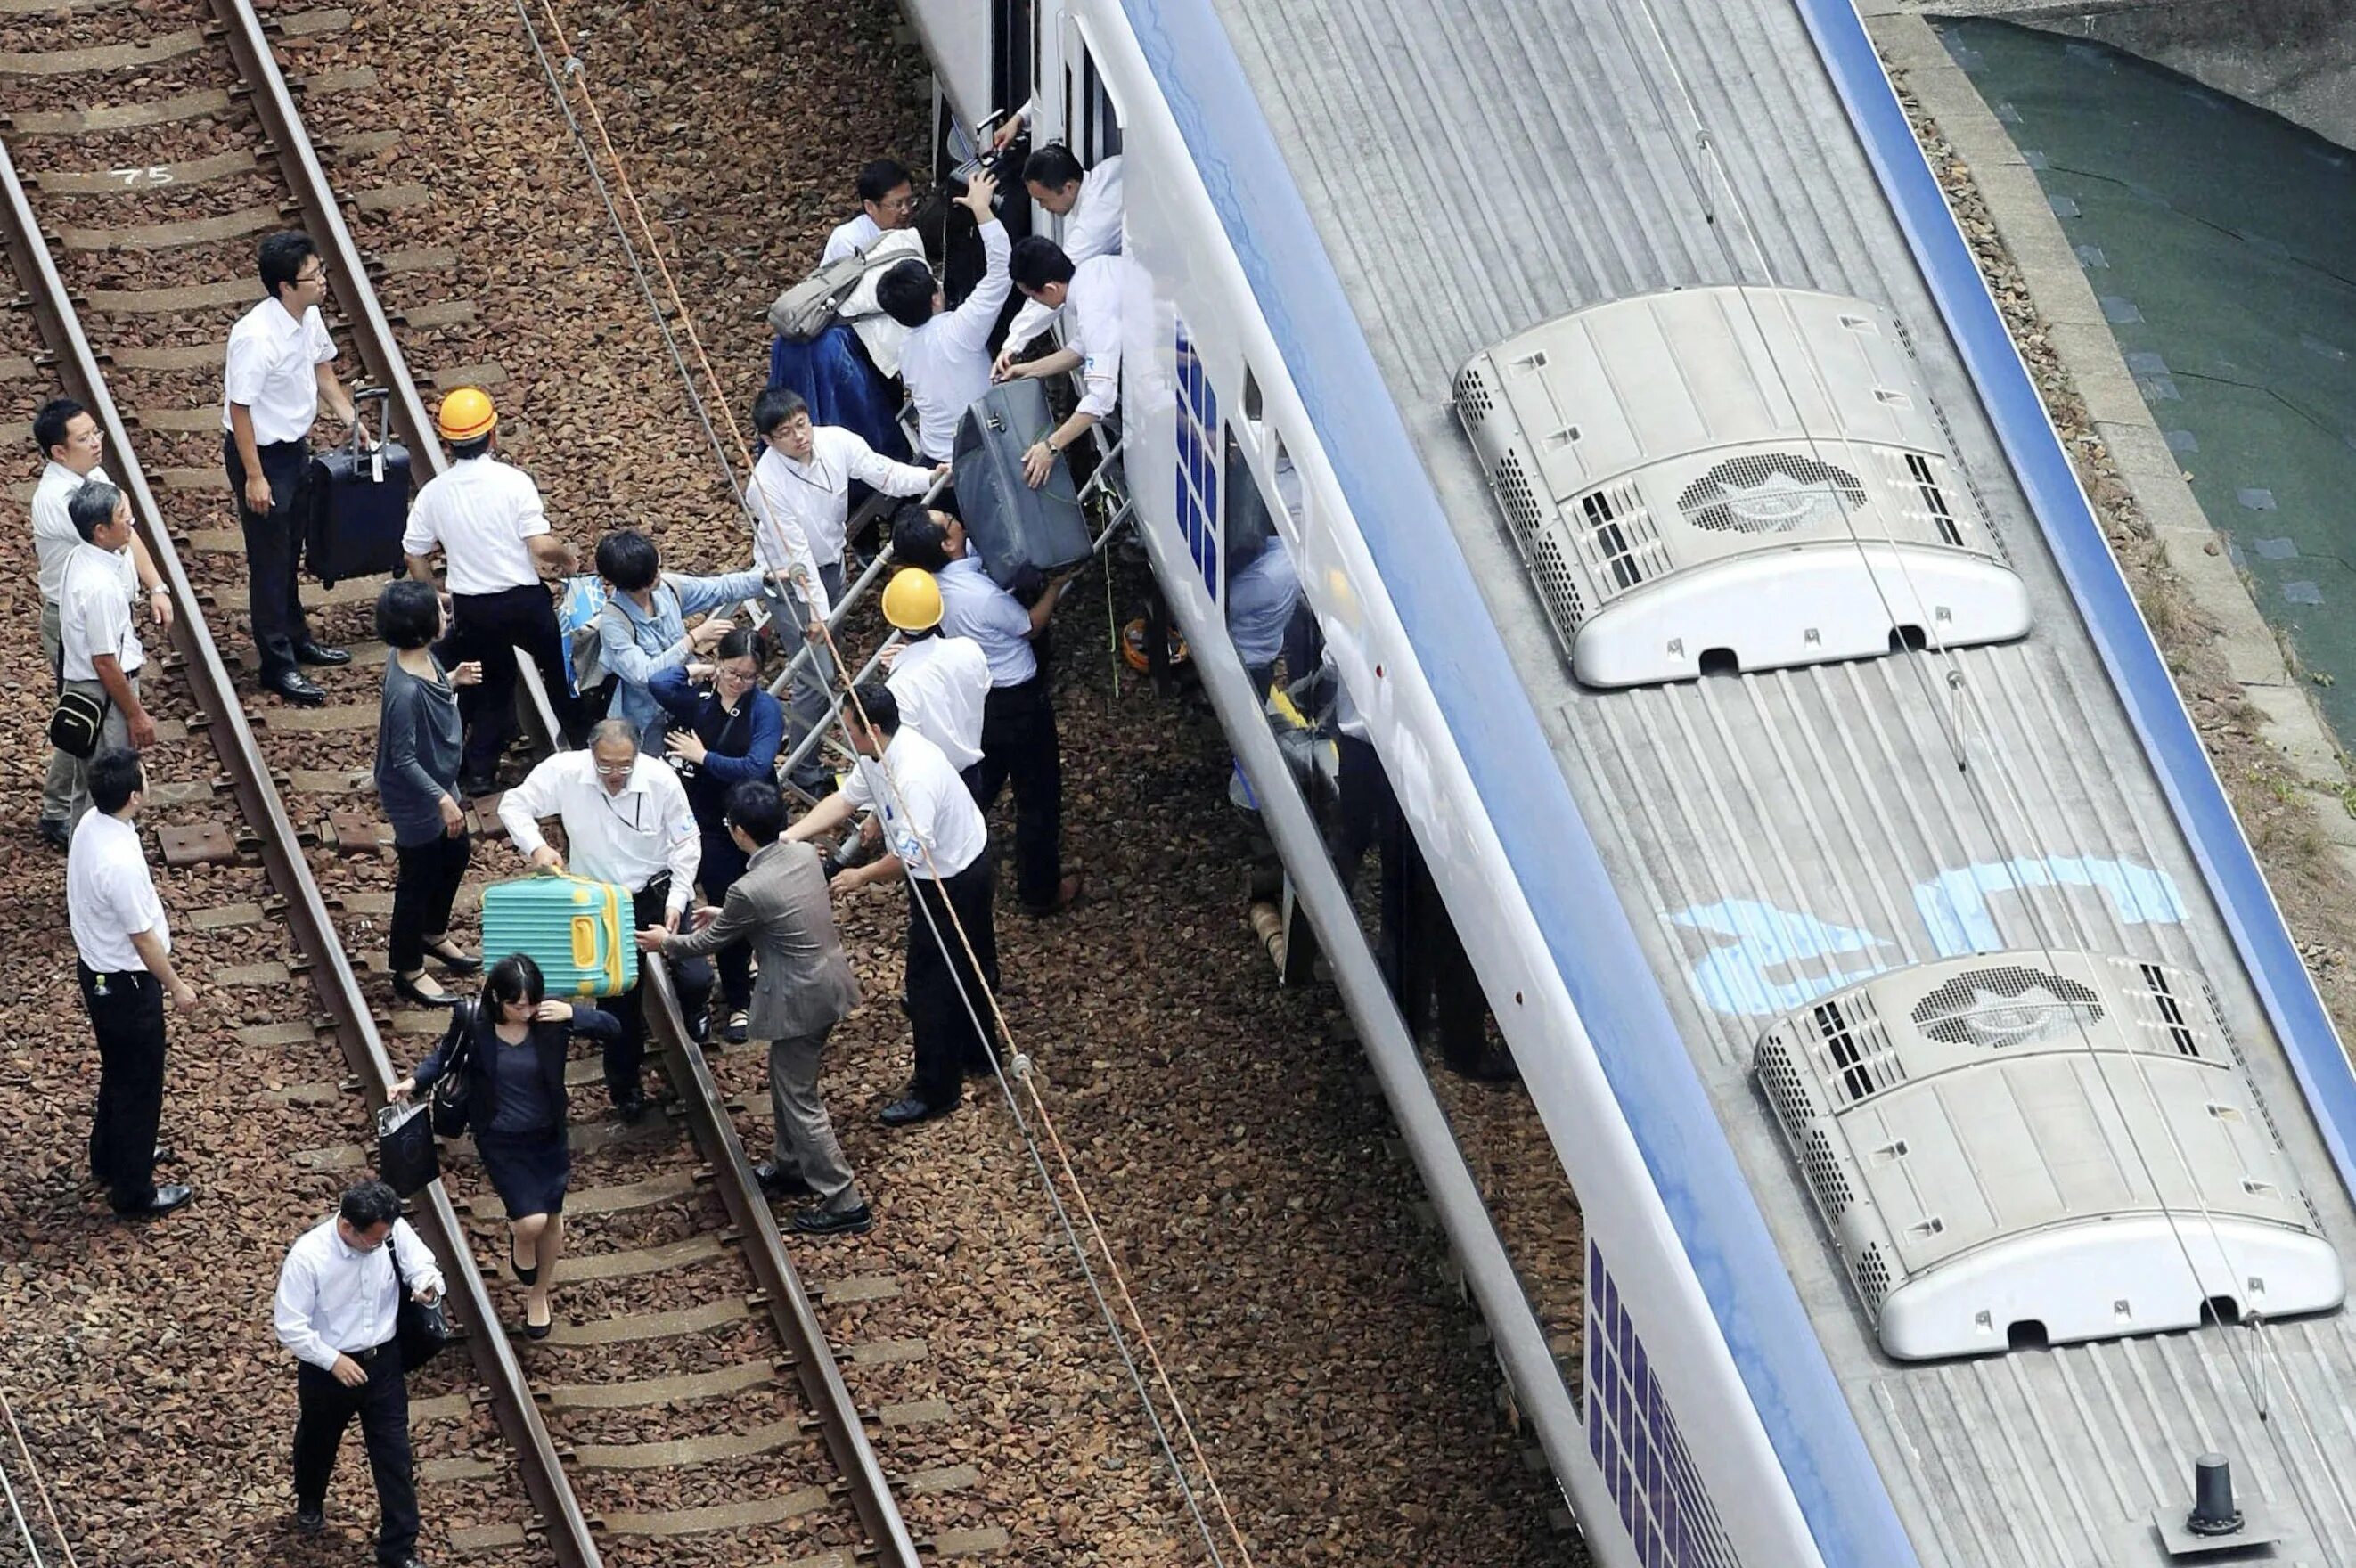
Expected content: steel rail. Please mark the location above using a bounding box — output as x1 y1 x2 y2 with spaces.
0 128 603 1568
206 3 919 1548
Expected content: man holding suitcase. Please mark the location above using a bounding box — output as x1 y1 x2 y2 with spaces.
222 231 361 707
875 170 1009 467
1001 237 1126 487
891 508 1080 916
403 388 581 794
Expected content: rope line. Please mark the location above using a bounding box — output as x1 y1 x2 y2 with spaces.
511 16 1256 1564
0 1388 72 1568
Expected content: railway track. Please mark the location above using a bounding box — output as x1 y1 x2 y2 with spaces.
0 3 924 1562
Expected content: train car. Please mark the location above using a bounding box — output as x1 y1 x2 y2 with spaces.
896 1 2356 1564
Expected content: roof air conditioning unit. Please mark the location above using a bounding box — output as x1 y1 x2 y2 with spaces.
1750 950 2342 1360
1452 286 2032 687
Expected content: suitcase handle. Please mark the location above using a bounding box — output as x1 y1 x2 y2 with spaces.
346 386 395 480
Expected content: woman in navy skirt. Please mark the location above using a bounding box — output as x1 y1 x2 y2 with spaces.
394 954 617 1336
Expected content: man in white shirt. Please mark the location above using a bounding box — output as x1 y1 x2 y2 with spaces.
402 387 582 790
67 748 196 1219
875 171 1009 464
58 482 159 826
31 399 166 847
274 1179 444 1562
1001 240 1126 486
819 158 916 265
879 568 989 777
789 683 996 1126
748 386 941 785
892 508 1081 916
222 231 362 707
498 720 712 1114
994 145 1125 371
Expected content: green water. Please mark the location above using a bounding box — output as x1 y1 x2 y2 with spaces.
1936 19 2356 745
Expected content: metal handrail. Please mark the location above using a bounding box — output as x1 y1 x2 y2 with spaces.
0 131 599 1568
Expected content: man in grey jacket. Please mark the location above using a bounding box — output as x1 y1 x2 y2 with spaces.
639 779 869 1235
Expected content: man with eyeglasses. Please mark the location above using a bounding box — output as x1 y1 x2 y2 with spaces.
222 231 364 708
498 720 713 1117
820 158 919 265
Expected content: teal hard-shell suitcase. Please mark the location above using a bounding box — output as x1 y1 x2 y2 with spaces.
479 874 639 998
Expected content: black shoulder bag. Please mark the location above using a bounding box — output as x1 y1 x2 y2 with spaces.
428 1000 480 1139
387 1224 451 1371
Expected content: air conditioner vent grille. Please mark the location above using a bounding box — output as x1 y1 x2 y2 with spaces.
1754 1036 1820 1136
1493 450 1547 544
1453 365 1493 426
1802 1128 1853 1220
1526 530 1588 637
1812 993 1902 1105
1678 453 1866 535
1910 964 2105 1049
1854 1243 1893 1313
2139 962 2203 1058
1575 480 1670 590
1902 452 1966 547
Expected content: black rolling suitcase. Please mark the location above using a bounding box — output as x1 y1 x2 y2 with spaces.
305 387 412 586
951 380 1092 590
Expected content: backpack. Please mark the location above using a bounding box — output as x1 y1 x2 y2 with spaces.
559 576 619 695
769 251 871 341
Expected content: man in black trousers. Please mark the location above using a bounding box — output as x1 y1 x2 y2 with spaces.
221 230 359 706
273 1179 444 1568
65 747 195 1218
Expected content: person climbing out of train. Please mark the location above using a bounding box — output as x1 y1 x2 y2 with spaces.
392 955 618 1338
746 385 943 792
890 506 1082 916
647 627 785 1045
495 720 713 1115
587 527 774 755
372 579 484 1010
30 398 167 851
821 158 920 265
786 682 1000 1126
879 567 991 790
999 235 1125 486
640 780 871 1233
992 143 1125 374
401 387 584 797
877 168 1010 468
220 230 359 708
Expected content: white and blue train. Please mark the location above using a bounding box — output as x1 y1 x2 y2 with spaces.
899 1 2356 1563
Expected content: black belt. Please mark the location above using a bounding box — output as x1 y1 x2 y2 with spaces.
345 1340 394 1365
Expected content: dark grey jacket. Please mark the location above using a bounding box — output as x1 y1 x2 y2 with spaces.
374 657 463 848
663 839 859 1040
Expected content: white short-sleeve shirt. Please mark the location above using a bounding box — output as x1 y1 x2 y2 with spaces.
886 633 990 772
400 454 550 596
838 726 986 879
33 461 111 607
60 542 142 682
68 809 168 973
222 297 336 445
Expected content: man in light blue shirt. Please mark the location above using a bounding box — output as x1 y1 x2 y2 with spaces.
590 529 774 750
890 506 1079 914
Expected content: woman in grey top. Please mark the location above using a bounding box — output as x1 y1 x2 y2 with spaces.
374 580 483 1006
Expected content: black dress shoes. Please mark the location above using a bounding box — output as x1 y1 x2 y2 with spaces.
791 1203 873 1237
754 1161 814 1197
293 641 350 666
293 1503 324 1536
267 670 326 706
614 1090 649 1123
113 1183 193 1219
879 1095 954 1127
36 818 70 852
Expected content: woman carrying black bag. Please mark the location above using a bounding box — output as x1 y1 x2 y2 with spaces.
392 954 617 1337
374 579 483 1008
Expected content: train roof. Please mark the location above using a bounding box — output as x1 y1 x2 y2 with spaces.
1117 0 2356 1561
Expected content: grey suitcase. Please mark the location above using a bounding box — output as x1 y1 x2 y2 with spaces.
951 380 1092 589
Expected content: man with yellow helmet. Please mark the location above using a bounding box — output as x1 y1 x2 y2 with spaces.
878 568 989 779
401 388 581 794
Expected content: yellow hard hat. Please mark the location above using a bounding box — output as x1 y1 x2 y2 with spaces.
436 387 497 443
881 567 943 632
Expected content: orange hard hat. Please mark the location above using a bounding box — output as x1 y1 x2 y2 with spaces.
436 387 497 443
881 568 944 632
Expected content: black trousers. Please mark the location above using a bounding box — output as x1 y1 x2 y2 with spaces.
697 829 753 1011
969 674 1062 911
223 434 314 679
904 856 998 1108
444 583 581 779
389 830 472 975
605 878 713 1102
79 962 166 1211
293 1349 417 1565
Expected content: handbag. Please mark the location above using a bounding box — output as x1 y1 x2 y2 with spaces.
47 687 109 760
387 1229 450 1372
428 1001 479 1139
374 1098 439 1197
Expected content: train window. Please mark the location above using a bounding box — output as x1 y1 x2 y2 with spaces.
1083 53 1122 161
1242 365 1264 428
991 0 1034 128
